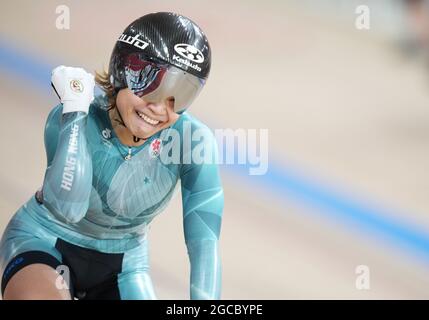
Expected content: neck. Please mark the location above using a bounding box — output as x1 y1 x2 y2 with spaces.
108 107 148 147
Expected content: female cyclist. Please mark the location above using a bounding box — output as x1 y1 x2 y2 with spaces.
0 12 223 300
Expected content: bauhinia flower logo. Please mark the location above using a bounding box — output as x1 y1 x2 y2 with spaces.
149 138 162 158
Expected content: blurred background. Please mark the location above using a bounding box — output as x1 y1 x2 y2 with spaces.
1 0 429 299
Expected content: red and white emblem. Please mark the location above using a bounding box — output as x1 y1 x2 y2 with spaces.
70 79 84 93
149 138 162 158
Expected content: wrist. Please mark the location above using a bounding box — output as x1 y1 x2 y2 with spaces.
62 101 90 114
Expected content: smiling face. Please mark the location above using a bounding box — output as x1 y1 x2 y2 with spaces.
111 88 179 144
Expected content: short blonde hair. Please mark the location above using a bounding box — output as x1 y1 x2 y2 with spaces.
95 69 116 110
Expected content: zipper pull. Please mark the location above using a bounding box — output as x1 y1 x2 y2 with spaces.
124 147 132 161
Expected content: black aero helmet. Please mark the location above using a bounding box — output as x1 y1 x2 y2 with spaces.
109 12 211 112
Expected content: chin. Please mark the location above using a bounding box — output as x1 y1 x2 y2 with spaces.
129 121 153 137
134 127 156 139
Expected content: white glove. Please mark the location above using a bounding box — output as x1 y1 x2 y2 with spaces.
51 65 95 114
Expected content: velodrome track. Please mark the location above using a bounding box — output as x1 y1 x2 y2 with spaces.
1 0 429 299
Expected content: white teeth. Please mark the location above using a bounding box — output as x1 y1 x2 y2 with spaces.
137 111 160 125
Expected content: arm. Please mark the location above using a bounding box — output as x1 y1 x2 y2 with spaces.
41 66 94 224
42 109 92 224
181 127 224 300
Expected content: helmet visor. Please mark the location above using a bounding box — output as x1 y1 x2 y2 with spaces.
123 53 205 112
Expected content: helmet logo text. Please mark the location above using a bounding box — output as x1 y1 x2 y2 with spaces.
118 33 149 50
174 44 204 63
172 55 202 72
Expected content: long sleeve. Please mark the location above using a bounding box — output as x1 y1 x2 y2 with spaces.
41 105 93 224
180 125 224 300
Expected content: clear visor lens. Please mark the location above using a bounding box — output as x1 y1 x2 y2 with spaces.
124 54 205 112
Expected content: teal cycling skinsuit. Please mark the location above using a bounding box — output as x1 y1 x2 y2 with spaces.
0 94 224 299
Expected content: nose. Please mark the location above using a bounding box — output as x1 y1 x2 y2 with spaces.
145 100 168 114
